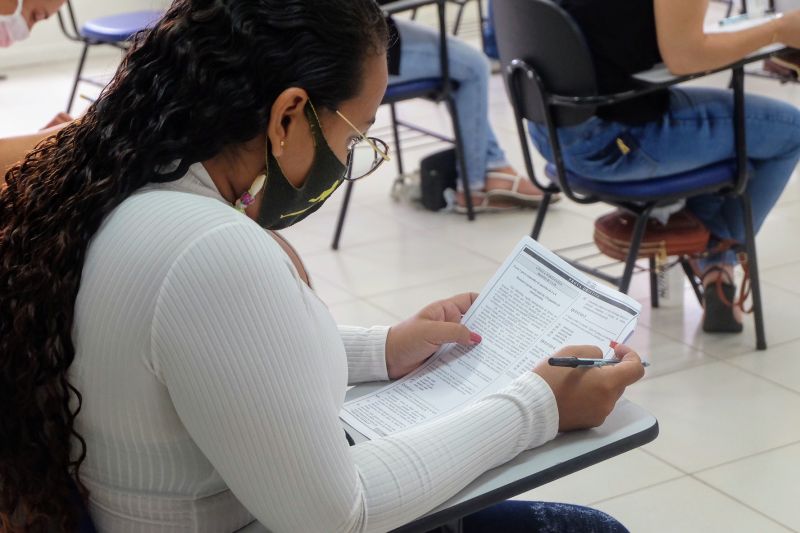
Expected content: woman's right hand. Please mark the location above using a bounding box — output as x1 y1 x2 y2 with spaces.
533 344 645 432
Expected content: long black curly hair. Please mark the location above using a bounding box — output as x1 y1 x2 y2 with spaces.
0 1 387 530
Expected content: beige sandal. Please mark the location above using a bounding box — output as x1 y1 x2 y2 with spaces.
484 171 560 207
453 190 522 214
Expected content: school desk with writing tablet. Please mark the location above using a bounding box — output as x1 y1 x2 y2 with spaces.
342 384 658 533
633 16 786 85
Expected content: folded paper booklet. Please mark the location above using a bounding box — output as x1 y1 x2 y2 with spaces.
340 236 641 440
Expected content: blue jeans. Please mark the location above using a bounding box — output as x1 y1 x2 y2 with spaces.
392 19 508 189
483 0 499 60
530 87 800 268
428 500 628 532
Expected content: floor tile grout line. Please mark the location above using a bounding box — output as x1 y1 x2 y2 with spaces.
584 473 686 507
301 223 507 262
639 439 800 479
762 277 800 298
717 357 800 397
349 264 502 300
585 473 798 532
689 475 799 532
689 440 800 477
639 448 692 476
356 268 500 301
757 256 800 272
636 317 800 363
311 263 499 301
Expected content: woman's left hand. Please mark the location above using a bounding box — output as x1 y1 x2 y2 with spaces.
385 292 482 379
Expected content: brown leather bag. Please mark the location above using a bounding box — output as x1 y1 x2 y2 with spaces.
763 49 800 80
593 209 710 262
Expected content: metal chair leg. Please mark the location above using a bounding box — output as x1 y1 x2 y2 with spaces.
741 194 767 350
451 0 468 35
445 95 474 220
681 257 704 305
649 256 660 308
67 41 90 115
389 103 405 177
619 211 652 293
331 179 355 251
530 192 552 240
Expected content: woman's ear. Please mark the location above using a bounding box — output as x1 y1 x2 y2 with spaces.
267 88 309 159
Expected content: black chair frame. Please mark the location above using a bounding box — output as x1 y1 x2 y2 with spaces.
449 0 487 48
408 0 487 49
501 12 770 348
332 0 476 250
57 0 129 115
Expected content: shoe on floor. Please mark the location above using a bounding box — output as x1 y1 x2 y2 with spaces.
702 269 743 334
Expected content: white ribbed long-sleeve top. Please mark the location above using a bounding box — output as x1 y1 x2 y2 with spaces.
70 163 559 532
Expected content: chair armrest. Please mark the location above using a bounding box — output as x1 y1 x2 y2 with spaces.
505 58 751 204
553 65 749 197
546 45 784 109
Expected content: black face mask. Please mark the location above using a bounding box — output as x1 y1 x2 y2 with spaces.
247 102 347 230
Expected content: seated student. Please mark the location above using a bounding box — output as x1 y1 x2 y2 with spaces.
380 1 558 212
527 0 800 333
0 0 645 531
0 0 63 46
1 0 71 176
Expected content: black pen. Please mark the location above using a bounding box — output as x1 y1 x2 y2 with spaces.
548 357 650 368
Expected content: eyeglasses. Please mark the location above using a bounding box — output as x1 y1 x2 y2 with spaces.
335 110 390 181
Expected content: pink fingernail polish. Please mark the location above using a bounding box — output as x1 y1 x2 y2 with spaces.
609 340 618 349
470 332 482 344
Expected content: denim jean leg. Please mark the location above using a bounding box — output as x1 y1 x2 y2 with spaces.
485 127 509 170
392 19 501 190
483 0 499 59
528 88 800 265
457 500 629 533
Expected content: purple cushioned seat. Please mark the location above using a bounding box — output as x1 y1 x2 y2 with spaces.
81 10 162 43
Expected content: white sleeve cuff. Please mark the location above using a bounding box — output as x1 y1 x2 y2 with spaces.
488 371 559 455
338 325 390 384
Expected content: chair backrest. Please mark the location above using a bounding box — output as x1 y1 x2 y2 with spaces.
56 0 87 43
493 0 598 126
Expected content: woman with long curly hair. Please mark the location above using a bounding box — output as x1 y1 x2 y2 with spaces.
0 0 644 531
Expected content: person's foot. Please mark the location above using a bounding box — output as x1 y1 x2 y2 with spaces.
485 166 548 198
453 189 521 212
701 265 743 333
454 166 559 210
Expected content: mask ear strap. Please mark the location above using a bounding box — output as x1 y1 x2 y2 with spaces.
234 172 267 213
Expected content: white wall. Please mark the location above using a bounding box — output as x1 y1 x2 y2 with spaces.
1 0 171 69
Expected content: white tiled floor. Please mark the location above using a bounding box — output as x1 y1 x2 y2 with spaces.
3 8 800 531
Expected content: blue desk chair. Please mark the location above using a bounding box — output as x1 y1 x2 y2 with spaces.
331 0 476 250
494 0 767 349
57 1 162 114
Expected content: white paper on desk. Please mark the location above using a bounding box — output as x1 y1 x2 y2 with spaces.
340 236 641 440
706 14 779 33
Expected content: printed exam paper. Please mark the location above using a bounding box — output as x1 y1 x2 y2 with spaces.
340 236 642 440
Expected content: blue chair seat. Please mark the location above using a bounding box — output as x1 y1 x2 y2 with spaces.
545 161 739 200
383 78 459 104
81 11 162 43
